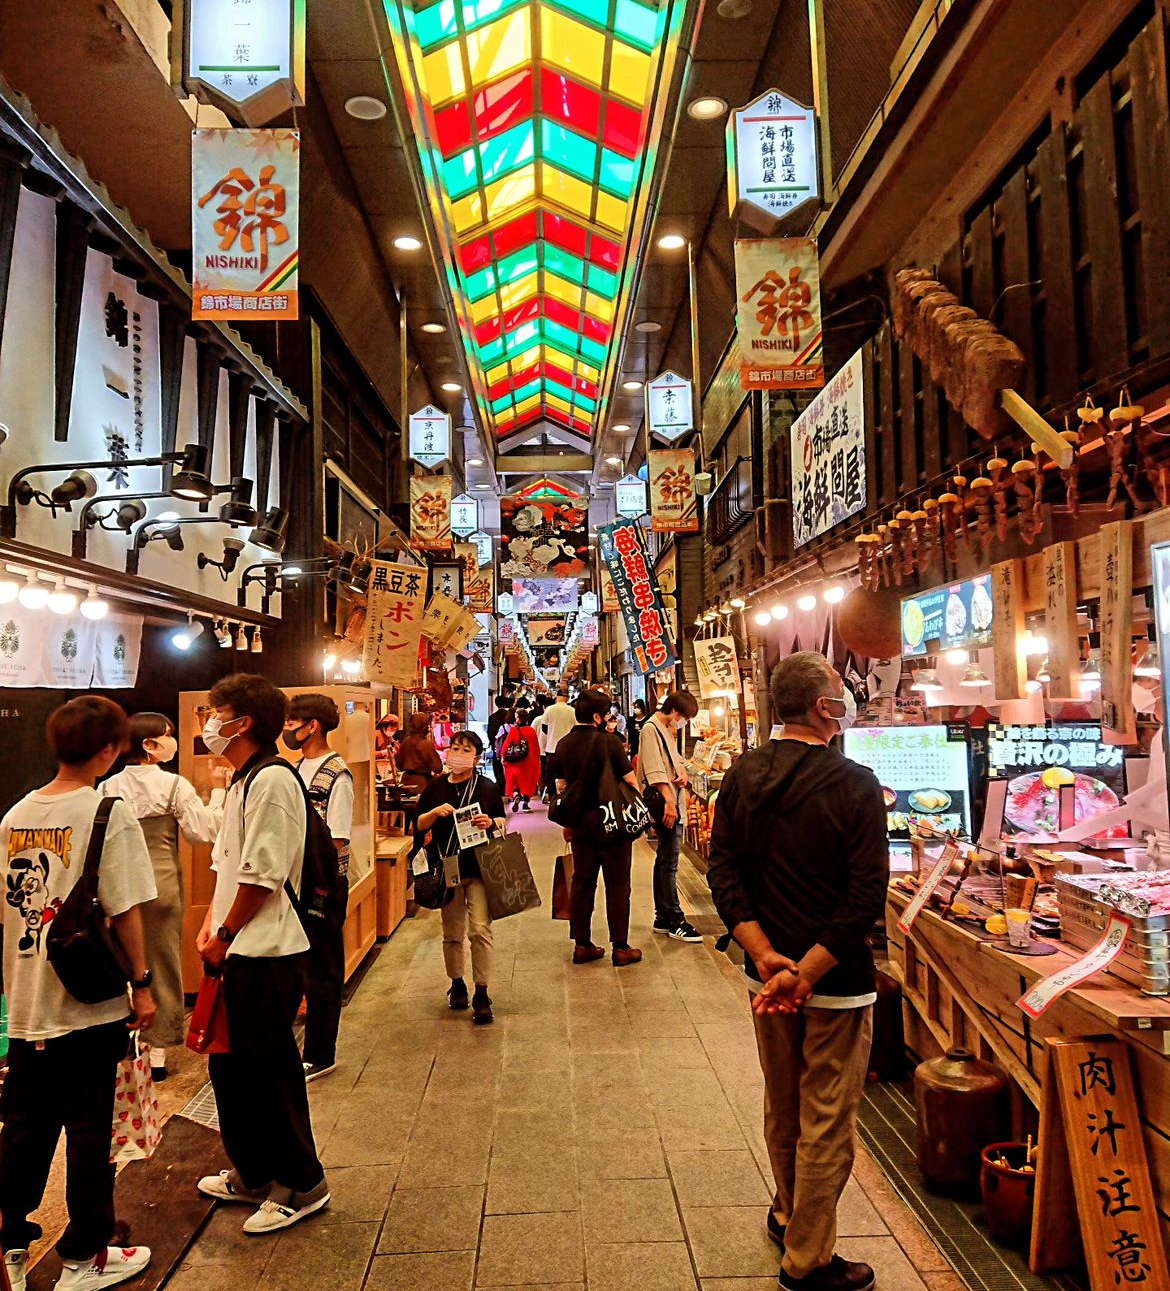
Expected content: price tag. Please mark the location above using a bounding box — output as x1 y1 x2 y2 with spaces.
897 841 960 934
1017 913 1131 1018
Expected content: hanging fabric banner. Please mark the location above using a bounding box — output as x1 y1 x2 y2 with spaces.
466 561 495 614
694 636 741 698
0 608 48 688
41 615 100 688
362 560 427 686
422 593 480 652
192 128 300 321
598 520 677 675
92 613 145 689
790 347 866 547
649 449 699 532
734 237 823 391
600 564 620 614
526 617 568 646
410 475 452 551
499 494 589 579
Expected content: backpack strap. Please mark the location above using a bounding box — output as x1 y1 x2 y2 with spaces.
240 756 311 922
307 754 350 805
83 796 119 883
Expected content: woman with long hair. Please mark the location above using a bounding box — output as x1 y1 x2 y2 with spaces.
102 712 225 1080
397 711 444 793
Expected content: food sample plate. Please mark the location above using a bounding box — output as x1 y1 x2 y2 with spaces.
1004 771 1120 840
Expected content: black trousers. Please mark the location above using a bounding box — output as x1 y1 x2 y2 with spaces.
209 953 324 1194
303 927 345 1068
569 839 632 948
0 1018 127 1260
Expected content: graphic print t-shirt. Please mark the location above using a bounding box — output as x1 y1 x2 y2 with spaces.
0 787 156 1041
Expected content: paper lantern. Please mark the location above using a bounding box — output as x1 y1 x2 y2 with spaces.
836 584 902 660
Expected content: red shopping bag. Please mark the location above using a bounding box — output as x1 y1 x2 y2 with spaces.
186 972 231 1055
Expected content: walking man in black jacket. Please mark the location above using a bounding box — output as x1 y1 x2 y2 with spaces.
707 652 887 1291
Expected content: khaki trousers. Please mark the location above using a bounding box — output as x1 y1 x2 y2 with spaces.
441 878 494 986
752 1003 873 1279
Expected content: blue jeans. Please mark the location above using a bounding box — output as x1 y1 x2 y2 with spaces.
653 818 684 927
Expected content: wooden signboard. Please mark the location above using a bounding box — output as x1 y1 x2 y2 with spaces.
1031 1036 1168 1289
1098 520 1135 738
991 558 1027 700
1043 540 1080 699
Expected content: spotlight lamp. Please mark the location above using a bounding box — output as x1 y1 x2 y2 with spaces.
79 587 109 620
213 621 233 648
770 604 789 622
730 596 746 610
753 609 772 627
18 573 49 609
218 477 258 528
198 536 247 581
796 592 817 612
0 571 19 604
48 470 98 509
172 613 205 651
251 627 264 654
250 506 290 555
235 625 249 651
47 580 78 615
169 444 214 501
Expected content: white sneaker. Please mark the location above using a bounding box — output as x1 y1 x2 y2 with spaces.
5 1248 28 1291
55 1246 150 1290
197 1169 272 1205
242 1181 330 1234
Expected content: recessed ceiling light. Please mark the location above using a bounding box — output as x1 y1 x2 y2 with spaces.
421 321 447 334
688 96 728 120
474 483 491 490
717 0 752 16
612 423 631 433
440 381 462 393
393 235 423 251
658 233 686 250
621 379 642 392
605 456 623 467
635 320 661 333
467 456 484 466
345 95 388 120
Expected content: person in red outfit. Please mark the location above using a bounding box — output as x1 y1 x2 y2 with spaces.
501 705 542 813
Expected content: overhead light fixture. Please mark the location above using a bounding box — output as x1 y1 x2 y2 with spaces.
945 647 969 666
49 470 98 508
172 614 205 651
605 455 623 466
960 661 991 688
822 584 846 605
47 580 78 615
250 507 289 555
1036 657 1052 683
342 657 361 675
18 573 49 609
0 572 18 603
717 0 753 16
169 444 214 501
730 595 746 610
213 621 232 648
282 564 303 578
251 627 263 654
154 511 181 533
322 652 337 671
612 424 631 434
635 320 661 333
753 609 771 627
1026 678 1043 694
79 586 108 620
911 666 944 693
687 96 728 120
218 476 257 528
344 94 387 120
474 482 491 490
657 234 687 250
1135 643 1161 678
393 235 423 251
796 592 817 612
113 499 148 532
467 456 484 466
440 381 463 394
770 603 789 622
1022 631 1048 656
235 625 248 651
421 322 447 334
622 379 642 391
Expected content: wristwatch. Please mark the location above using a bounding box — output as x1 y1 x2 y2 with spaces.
130 970 153 990
216 925 235 945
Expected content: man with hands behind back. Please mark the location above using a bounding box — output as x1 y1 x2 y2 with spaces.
707 653 888 1291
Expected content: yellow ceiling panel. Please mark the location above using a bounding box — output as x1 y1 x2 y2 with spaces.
470 293 500 326
451 189 485 234
484 163 537 223
465 8 532 86
585 291 614 322
608 39 651 105
540 165 595 220
540 10 606 86
594 188 628 233
498 271 540 312
422 42 466 107
543 272 583 310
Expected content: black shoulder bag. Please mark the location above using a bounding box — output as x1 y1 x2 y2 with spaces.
46 797 134 1004
641 722 677 826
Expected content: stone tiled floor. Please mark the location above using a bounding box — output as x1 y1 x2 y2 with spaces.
167 806 964 1291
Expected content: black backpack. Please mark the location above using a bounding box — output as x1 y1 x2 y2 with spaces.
242 758 348 940
46 797 134 1004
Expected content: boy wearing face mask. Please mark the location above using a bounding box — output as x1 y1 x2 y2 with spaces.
636 691 701 942
102 712 226 1081
282 695 353 1083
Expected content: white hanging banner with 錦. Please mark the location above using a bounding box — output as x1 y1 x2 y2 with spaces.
41 615 100 689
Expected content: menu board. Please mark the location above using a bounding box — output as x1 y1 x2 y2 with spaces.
986 723 1127 840
901 575 995 657
843 724 973 843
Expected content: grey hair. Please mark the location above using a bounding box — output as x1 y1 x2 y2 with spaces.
769 651 838 723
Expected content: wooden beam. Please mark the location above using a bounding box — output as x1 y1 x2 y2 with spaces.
156 305 186 492
1131 11 1170 358
53 201 93 442
195 343 220 455
227 369 251 482
254 401 276 512
496 453 593 473
0 142 28 369
1080 75 1129 379
1032 129 1078 404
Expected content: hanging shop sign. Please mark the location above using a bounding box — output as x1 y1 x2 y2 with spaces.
0 608 143 689
409 405 451 469
735 238 823 391
526 617 568 646
790 346 865 546
497 591 515 616
361 560 426 686
901 575 995 658
1098 521 1134 736
428 559 463 604
470 530 494 567
409 475 452 551
727 88 819 224
192 128 300 321
512 578 579 614
500 493 589 579
616 474 647 518
598 520 676 675
581 591 598 615
457 542 494 613
176 0 306 126
422 592 480 653
694 636 740 699
92 614 145 689
450 493 479 535
498 618 516 644
646 370 694 443
649 449 699 533
582 616 599 646
600 564 620 614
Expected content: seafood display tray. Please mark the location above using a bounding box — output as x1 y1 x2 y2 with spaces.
1056 875 1170 995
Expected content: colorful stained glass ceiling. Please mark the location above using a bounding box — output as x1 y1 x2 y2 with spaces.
385 0 683 445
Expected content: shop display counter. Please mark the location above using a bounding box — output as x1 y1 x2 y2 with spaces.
375 832 413 939
886 886 1170 1257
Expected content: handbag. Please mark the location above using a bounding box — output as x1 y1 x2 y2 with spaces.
640 723 676 826
552 852 574 921
589 752 652 842
111 1034 162 1163
477 830 542 920
411 778 475 910
186 972 231 1055
45 798 133 1004
503 736 530 763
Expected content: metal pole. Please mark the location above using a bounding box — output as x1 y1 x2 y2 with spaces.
688 239 703 468
808 0 833 199
400 295 410 461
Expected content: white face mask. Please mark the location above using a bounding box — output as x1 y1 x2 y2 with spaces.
447 749 478 773
824 689 857 733
202 715 241 756
144 734 178 763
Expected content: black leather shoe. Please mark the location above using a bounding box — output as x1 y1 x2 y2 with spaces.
767 1211 786 1247
448 978 469 1010
779 1255 875 1291
472 987 493 1025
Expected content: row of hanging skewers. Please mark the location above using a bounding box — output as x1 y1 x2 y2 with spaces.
855 389 1165 592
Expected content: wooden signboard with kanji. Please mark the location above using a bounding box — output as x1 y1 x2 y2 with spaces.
1043 540 1080 700
1099 521 1135 738
991 558 1027 700
1031 1037 1168 1289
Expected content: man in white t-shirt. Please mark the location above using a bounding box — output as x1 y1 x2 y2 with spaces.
283 693 354 1083
541 688 576 755
195 675 329 1235
0 696 157 1291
